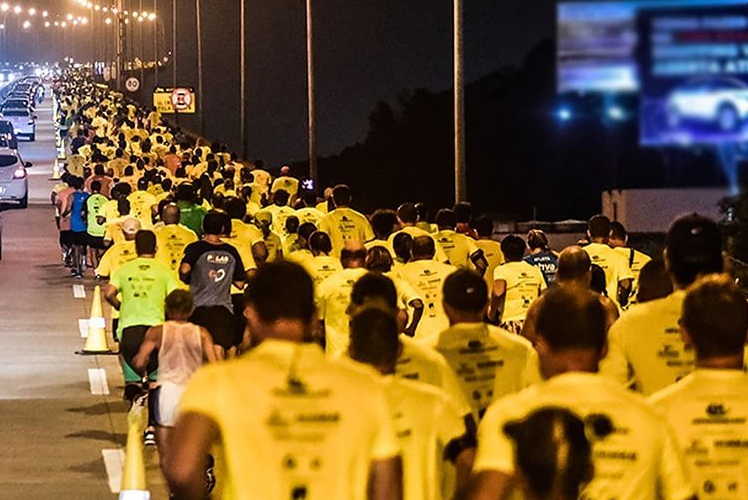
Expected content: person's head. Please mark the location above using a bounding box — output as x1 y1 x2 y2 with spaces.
340 241 367 269
297 222 317 248
285 215 300 235
411 235 436 261
608 221 628 248
589 265 607 296
243 261 316 342
349 306 400 374
453 202 472 225
135 230 157 256
203 211 228 237
309 231 333 256
665 214 723 288
280 165 291 177
681 274 748 362
366 246 394 273
435 208 457 230
161 203 181 225
117 198 131 217
556 246 592 286
225 196 247 221
587 215 611 242
392 232 414 263
94 164 105 176
90 180 102 194
631 260 670 305
273 189 290 207
527 229 550 252
332 184 352 208
175 182 195 203
301 189 317 207
415 202 429 222
69 176 84 190
501 235 526 262
137 177 149 191
397 203 418 225
370 209 398 240
504 408 609 500
535 287 608 379
443 269 489 324
474 216 494 238
165 289 194 321
350 272 398 313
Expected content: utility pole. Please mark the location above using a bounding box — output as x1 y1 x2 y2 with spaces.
116 0 124 90
453 0 466 203
153 0 158 87
306 0 317 185
196 0 204 135
240 0 247 158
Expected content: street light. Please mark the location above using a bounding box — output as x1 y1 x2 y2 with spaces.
13 5 21 15
0 4 8 13
453 0 466 203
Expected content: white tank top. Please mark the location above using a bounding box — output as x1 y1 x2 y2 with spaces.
158 321 204 386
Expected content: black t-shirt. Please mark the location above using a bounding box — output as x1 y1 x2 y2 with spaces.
181 240 246 311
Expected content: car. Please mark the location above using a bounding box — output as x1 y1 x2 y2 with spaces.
1 108 35 141
0 150 31 208
666 77 748 132
0 120 18 150
2 99 32 112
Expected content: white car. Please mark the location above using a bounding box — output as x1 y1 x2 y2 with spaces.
667 77 748 132
1 108 35 141
0 149 31 208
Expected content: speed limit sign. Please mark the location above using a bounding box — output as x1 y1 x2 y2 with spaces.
125 77 140 93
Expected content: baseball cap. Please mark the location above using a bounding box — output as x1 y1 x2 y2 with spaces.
122 218 142 236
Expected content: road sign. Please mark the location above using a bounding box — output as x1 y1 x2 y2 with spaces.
153 87 196 114
125 77 140 93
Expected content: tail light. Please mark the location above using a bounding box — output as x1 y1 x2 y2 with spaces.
27 120 34 125
13 167 26 179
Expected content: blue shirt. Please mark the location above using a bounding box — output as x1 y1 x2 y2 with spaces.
70 191 90 233
524 250 558 286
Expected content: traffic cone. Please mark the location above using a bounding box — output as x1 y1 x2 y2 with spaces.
119 398 151 500
77 286 113 355
49 161 62 180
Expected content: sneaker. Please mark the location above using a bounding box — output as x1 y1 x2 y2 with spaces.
143 426 156 446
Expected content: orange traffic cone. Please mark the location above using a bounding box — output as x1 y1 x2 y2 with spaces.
77 286 113 355
119 397 150 500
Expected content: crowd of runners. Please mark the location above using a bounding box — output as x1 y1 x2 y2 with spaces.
49 69 747 500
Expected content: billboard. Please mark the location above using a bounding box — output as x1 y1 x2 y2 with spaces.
153 87 196 114
557 0 747 93
639 5 748 145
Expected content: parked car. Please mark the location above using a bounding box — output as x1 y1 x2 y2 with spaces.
1 108 36 141
0 149 31 208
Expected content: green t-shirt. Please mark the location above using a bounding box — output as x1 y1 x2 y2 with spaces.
86 193 109 237
177 200 207 238
111 257 179 338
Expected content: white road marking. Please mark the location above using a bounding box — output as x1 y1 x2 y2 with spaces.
88 368 110 395
78 319 89 338
72 284 86 298
101 449 125 493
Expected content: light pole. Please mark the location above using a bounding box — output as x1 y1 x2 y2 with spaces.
453 0 466 204
306 0 317 185
240 0 246 158
196 0 204 135
153 0 159 87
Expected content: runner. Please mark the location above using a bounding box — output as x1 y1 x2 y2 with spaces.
582 215 633 307
154 203 199 285
523 229 558 287
609 221 652 305
317 184 374 257
303 231 343 288
84 180 109 273
62 176 89 278
434 208 487 271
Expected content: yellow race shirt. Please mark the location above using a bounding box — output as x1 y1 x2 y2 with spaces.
178 340 400 500
96 240 137 278
493 261 546 323
365 239 396 259
651 369 748 500
316 268 368 356
474 372 694 500
388 226 449 263
476 238 504 295
155 224 199 284
615 247 652 305
295 207 325 226
318 208 374 257
599 291 692 395
257 205 297 237
584 242 634 303
381 376 467 500
434 322 540 418
434 229 479 268
303 255 343 288
127 190 157 228
270 176 300 198
396 336 472 418
396 260 457 345
263 231 284 261
287 249 314 266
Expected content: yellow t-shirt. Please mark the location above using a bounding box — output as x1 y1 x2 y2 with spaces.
178 340 400 500
650 369 748 500
295 206 325 226
396 260 457 345
365 239 396 259
316 267 368 356
584 242 634 303
599 291 691 395
127 190 157 228
270 176 300 198
381 376 467 500
474 372 694 500
388 226 449 263
154 224 198 284
493 261 546 323
263 231 283 262
250 169 272 192
287 249 314 266
96 240 137 278
614 247 652 305
434 229 479 268
257 205 297 237
476 239 504 294
303 255 343 288
434 323 540 418
318 207 374 257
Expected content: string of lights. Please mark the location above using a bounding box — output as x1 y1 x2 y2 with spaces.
0 1 158 32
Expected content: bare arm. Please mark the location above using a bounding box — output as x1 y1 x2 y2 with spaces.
368 456 403 500
466 470 514 500
617 278 633 307
199 327 218 363
403 299 424 338
452 448 476 500
470 250 488 277
103 283 121 310
489 280 506 324
164 412 219 500
179 262 192 284
132 326 162 374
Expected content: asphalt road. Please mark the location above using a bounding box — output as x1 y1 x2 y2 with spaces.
0 96 166 499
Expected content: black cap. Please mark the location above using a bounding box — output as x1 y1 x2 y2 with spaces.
666 214 722 263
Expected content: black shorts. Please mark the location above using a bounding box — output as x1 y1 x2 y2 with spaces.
59 230 74 247
191 305 236 350
231 294 246 346
71 231 88 246
120 325 158 376
87 234 106 249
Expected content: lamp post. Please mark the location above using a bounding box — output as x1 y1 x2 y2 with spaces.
453 0 466 204
306 0 317 185
195 0 204 135
240 0 246 158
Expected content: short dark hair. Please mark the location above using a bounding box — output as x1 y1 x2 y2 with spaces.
298 222 317 241
636 258 673 303
351 272 398 310
443 269 488 312
349 306 400 368
203 211 228 236
501 235 526 262
397 203 418 224
285 216 300 235
341 246 367 263
392 232 413 262
453 202 472 224
302 189 317 206
527 229 549 251
309 231 333 254
371 209 398 239
332 184 351 207
225 197 247 220
435 208 457 229
412 235 436 259
474 216 494 238
90 180 102 192
609 221 627 241
588 215 611 239
244 261 315 323
536 287 607 352
273 189 290 206
682 274 748 359
666 214 723 287
135 230 157 255
165 289 194 315
366 246 394 273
